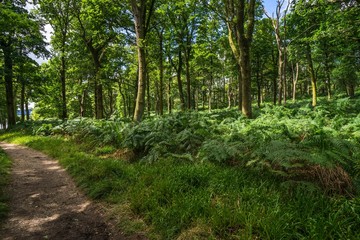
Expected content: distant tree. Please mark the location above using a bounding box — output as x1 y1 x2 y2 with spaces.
0 1 47 126
39 0 75 120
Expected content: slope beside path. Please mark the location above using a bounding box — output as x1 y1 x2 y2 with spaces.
0 142 126 240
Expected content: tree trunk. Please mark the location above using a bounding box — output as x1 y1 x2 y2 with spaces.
240 41 252 118
209 64 213 112
60 52 67 119
131 0 155 122
256 64 261 108
133 44 146 122
324 59 332 100
176 50 185 110
277 50 284 105
168 76 172 114
185 52 191 109
306 44 317 107
146 68 151 116
3 45 16 126
347 85 355 98
283 50 287 105
118 80 127 117
292 62 299 101
94 75 104 119
159 30 164 115
20 82 25 122
25 97 30 121
237 64 242 111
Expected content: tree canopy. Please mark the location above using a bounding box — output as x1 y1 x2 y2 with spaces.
1 0 359 124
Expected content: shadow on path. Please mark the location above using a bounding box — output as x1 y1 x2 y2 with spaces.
0 142 126 240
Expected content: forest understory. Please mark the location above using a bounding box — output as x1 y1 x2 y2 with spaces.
1 97 360 239
1 0 360 239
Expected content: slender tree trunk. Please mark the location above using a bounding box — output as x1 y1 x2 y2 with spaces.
60 42 67 120
240 41 252 118
208 72 213 112
176 50 185 110
60 57 67 119
20 82 25 122
25 97 30 121
118 80 127 117
147 68 151 116
108 87 114 116
347 85 355 98
237 64 242 111
305 44 317 107
256 64 261 108
185 52 191 109
324 60 332 100
202 78 206 110
272 50 277 105
283 50 287 105
159 30 164 115
168 76 172 114
292 62 299 101
3 45 16 126
133 44 146 121
195 88 199 111
94 74 104 119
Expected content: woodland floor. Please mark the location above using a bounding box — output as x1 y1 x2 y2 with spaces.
0 142 135 240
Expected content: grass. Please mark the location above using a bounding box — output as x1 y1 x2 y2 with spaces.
0 132 359 239
0 147 11 222
1 97 360 239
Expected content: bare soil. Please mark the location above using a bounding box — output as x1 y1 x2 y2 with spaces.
0 142 134 240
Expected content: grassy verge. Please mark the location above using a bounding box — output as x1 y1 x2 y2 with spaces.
0 132 359 239
0 146 11 222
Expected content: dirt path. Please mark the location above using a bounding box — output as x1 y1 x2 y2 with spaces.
0 142 126 240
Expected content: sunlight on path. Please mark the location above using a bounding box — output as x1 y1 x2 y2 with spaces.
0 142 122 240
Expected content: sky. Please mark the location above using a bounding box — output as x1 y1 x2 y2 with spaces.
263 0 279 15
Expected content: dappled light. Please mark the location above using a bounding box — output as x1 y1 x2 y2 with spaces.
1 0 360 239
0 142 122 239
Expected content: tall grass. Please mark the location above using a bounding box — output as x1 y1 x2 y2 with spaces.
0 133 359 239
0 148 11 221
1 97 360 238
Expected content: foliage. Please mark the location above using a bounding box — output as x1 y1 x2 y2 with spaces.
8 97 360 194
0 148 11 221
1 131 360 239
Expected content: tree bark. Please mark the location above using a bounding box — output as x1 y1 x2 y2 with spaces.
146 67 151 116
133 44 146 122
176 50 185 110
240 41 252 118
168 76 172 114
306 44 317 107
158 30 164 115
292 62 299 101
3 44 16 126
131 0 155 122
60 47 67 119
20 82 25 122
224 0 255 118
25 97 30 121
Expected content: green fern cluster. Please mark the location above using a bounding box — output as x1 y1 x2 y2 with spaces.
15 96 360 192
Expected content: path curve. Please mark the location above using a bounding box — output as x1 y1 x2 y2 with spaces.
0 142 125 240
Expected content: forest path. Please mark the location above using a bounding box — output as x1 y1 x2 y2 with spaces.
0 142 126 240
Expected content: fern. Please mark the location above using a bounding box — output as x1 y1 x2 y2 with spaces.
198 139 246 165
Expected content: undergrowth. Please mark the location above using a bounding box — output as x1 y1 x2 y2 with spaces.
0 148 11 221
1 97 360 239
